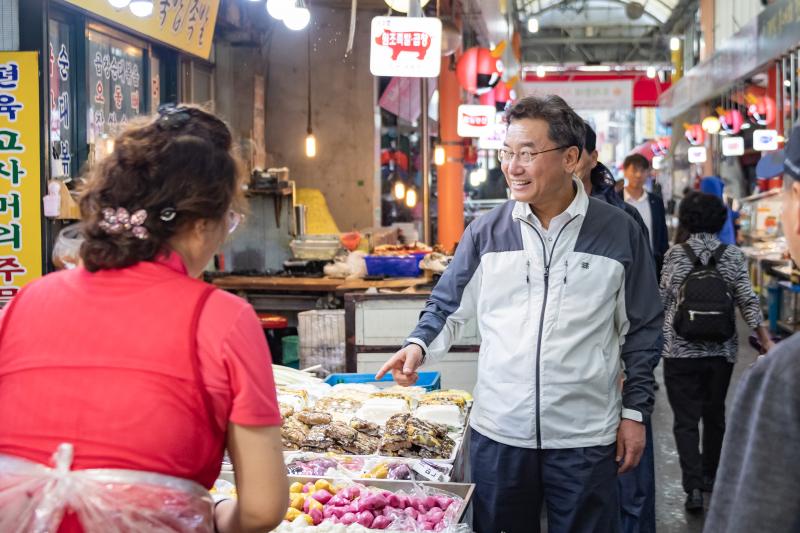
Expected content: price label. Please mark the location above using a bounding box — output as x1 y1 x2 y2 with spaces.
411 460 451 482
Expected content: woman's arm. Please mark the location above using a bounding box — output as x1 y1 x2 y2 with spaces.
215 424 289 533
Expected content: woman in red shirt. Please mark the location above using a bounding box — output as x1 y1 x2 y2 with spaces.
0 105 288 532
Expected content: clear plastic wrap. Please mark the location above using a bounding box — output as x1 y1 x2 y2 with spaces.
52 224 84 270
0 444 214 533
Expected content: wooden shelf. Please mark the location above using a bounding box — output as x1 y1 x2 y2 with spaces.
245 186 293 197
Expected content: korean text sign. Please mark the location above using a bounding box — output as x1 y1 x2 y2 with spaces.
370 17 442 78
62 0 220 60
0 52 43 304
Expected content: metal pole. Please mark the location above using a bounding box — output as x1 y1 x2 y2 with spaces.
775 58 786 135
792 51 797 128
421 77 430 244
407 0 430 243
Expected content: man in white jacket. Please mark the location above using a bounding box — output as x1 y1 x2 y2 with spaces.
377 95 662 533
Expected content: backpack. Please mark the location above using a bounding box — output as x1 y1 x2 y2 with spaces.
673 244 736 343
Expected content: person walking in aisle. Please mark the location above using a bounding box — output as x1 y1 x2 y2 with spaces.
575 126 658 533
659 191 773 513
623 154 669 276
377 95 662 533
704 125 800 532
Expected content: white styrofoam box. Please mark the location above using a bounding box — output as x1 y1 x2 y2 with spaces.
355 299 480 346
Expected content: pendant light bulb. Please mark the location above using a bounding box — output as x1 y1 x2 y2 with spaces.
284 6 311 30
394 180 406 200
267 0 295 20
646 66 656 79
527 18 539 33
670 37 681 51
108 0 131 8
129 0 154 17
434 145 446 166
536 65 546 78
305 131 317 158
405 188 417 208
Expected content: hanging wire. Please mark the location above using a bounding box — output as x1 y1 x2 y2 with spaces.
307 21 312 135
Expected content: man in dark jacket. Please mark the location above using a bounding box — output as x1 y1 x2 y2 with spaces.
623 154 669 277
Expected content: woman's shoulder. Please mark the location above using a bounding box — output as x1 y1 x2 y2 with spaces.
203 286 259 330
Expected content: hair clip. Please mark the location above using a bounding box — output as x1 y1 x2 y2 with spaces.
99 207 149 240
157 103 191 130
159 207 177 222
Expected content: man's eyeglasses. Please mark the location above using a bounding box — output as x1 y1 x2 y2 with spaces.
227 210 245 235
498 146 569 165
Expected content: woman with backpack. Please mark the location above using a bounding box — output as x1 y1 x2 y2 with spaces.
660 191 774 513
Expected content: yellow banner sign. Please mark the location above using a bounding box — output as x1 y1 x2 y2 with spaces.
0 52 43 305
62 0 220 59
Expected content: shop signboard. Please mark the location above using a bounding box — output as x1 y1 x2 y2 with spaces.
62 0 220 59
753 129 779 151
370 17 442 78
688 146 707 163
0 52 43 306
757 0 800 66
457 105 495 138
722 136 745 157
477 112 507 150
522 80 633 111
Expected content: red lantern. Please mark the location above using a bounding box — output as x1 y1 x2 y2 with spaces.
747 96 776 126
717 108 744 134
478 81 512 111
456 47 501 95
684 123 706 146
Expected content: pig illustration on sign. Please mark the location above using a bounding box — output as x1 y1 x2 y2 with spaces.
375 29 432 60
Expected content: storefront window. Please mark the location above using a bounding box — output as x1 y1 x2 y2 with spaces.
86 28 145 162
48 19 75 180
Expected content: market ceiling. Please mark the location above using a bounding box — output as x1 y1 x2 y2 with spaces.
514 0 696 66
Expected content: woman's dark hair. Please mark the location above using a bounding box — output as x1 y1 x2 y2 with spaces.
505 95 585 154
678 191 728 235
79 105 244 272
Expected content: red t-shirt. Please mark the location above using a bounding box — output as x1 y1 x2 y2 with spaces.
0 253 281 491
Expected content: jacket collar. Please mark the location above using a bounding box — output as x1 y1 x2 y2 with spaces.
512 177 589 223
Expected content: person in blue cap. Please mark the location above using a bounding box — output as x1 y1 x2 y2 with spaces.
699 176 737 245
705 124 800 532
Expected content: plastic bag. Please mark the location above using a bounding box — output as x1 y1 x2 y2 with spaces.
52 224 84 270
0 443 214 533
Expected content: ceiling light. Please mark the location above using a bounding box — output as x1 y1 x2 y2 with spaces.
469 171 481 188
785 79 792 87
284 6 311 30
305 132 316 158
267 0 294 20
405 188 418 208
702 116 721 134
527 18 539 33
577 65 612 72
670 37 681 51
108 0 131 8
394 180 406 200
536 65 546 78
129 0 153 17
383 0 431 14
646 66 656 79
434 145 446 166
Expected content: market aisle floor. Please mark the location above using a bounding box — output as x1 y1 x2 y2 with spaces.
653 316 761 532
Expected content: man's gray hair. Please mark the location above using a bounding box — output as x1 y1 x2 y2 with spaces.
505 95 586 154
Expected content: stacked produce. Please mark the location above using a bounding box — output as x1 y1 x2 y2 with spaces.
284 454 453 482
283 479 462 531
279 386 471 462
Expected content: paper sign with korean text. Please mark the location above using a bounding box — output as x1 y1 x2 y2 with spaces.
722 136 745 157
370 17 442 78
457 105 496 138
688 146 707 163
0 52 43 306
62 0 220 60
753 129 779 151
478 112 507 150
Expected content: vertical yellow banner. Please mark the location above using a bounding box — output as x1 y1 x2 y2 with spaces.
0 52 43 305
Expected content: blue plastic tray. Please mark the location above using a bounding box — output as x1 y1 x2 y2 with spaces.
364 254 427 278
325 371 441 391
